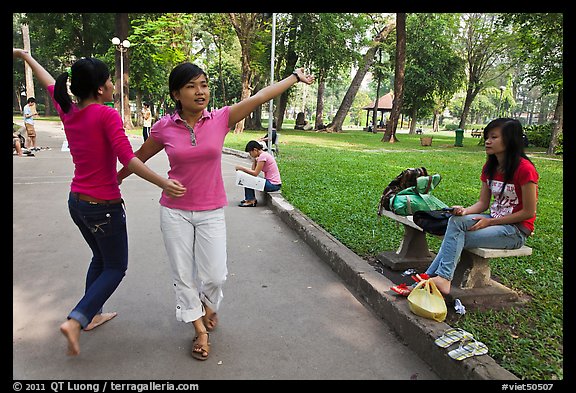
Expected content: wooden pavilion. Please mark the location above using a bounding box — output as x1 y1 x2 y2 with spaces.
362 92 393 130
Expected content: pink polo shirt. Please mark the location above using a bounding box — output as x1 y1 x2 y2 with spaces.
257 151 281 185
48 85 135 200
150 107 231 211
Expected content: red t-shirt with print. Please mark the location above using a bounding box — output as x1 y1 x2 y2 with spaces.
480 157 539 234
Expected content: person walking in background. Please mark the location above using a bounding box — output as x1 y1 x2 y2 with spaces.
391 118 538 297
23 97 39 151
142 102 152 141
13 48 186 357
235 140 281 207
117 63 314 361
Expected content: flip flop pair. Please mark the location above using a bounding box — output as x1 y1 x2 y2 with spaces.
434 328 488 361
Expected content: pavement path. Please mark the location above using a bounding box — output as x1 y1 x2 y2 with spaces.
13 121 439 381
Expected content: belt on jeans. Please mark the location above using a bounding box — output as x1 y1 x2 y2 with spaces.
72 192 123 205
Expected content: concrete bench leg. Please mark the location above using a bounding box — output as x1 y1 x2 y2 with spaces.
446 250 523 310
376 225 435 271
452 249 491 288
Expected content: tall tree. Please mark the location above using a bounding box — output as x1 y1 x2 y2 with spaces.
401 13 465 134
328 17 396 132
500 13 563 155
382 13 406 143
228 13 263 133
457 13 516 129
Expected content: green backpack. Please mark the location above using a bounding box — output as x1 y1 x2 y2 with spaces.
389 174 449 216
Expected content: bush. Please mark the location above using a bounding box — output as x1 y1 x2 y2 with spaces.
524 123 553 148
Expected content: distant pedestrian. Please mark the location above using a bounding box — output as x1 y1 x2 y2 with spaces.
142 102 152 141
117 64 314 361
13 48 186 357
23 97 38 150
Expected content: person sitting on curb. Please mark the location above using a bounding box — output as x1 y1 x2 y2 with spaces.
235 140 282 207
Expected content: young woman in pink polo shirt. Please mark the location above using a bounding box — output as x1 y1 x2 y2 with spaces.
117 63 314 360
13 48 186 357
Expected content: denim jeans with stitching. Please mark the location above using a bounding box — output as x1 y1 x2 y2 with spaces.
67 192 128 328
425 214 526 281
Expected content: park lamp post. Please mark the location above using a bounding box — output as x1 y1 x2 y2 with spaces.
267 13 276 153
111 37 131 124
497 85 505 117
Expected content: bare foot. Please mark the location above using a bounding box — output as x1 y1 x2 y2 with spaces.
60 319 82 356
430 276 451 295
202 306 218 332
83 312 118 331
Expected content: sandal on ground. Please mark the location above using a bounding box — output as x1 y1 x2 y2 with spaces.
238 200 257 207
411 273 430 283
434 328 473 348
390 283 412 296
191 332 210 361
447 337 488 361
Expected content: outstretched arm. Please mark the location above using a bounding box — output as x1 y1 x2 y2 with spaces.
13 48 56 88
228 67 314 127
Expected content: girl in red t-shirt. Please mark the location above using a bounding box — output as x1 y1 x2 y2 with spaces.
392 118 538 296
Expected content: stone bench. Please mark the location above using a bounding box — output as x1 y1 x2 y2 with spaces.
377 209 532 309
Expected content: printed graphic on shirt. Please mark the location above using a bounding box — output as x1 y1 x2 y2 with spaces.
489 180 517 218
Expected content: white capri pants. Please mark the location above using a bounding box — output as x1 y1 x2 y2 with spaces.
160 206 228 323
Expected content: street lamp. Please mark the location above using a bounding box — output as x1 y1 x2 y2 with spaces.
267 13 276 153
112 37 131 124
497 85 505 117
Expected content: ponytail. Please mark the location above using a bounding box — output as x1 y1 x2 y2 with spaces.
54 72 73 113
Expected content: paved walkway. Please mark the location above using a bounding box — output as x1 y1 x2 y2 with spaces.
13 121 439 380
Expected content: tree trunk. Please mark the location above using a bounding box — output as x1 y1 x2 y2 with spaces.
458 83 478 129
315 74 326 129
275 16 299 131
372 74 381 130
21 24 35 101
328 20 396 132
229 13 259 134
432 110 440 132
382 13 406 143
547 88 563 155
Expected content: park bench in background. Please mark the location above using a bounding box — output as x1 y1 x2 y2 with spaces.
471 129 482 138
377 209 532 310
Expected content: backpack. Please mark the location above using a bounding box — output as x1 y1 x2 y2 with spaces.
388 174 449 216
377 167 428 216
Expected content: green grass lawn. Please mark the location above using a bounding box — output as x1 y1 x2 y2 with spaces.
225 127 563 381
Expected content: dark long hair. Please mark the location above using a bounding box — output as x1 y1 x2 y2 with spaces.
482 117 535 196
168 62 208 112
53 58 110 113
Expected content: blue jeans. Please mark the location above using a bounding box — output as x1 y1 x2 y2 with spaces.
244 180 281 200
67 193 128 328
425 214 526 281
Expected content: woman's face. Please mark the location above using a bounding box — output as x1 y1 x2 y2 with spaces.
101 77 115 102
173 74 210 112
484 127 506 156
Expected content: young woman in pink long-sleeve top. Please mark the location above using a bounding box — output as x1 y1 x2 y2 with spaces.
13 48 186 357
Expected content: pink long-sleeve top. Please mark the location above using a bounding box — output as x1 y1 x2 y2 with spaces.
48 85 135 200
